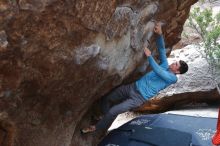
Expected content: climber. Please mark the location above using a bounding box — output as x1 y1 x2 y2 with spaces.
81 22 189 134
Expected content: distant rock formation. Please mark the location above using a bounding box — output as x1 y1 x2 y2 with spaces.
0 0 199 146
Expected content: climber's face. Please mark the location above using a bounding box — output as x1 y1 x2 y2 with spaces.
169 61 180 74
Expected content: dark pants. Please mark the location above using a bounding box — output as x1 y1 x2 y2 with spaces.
96 83 146 130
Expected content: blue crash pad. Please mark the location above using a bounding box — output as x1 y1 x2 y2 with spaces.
99 114 217 146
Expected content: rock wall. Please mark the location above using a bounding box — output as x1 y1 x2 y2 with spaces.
0 0 198 146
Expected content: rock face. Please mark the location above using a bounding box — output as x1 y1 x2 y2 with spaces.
0 0 198 146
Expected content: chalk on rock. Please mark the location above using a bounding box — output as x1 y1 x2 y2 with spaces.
0 30 8 49
74 44 101 65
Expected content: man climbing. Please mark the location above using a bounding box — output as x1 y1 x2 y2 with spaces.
81 22 189 134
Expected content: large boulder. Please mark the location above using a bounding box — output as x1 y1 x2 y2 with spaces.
0 0 198 146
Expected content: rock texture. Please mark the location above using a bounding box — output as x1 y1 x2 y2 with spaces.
0 0 200 146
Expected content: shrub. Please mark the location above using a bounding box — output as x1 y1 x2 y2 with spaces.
184 3 220 74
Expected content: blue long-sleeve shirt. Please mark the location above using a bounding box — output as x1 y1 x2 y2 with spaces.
135 35 177 100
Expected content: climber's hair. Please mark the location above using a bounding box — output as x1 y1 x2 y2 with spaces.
179 60 188 74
